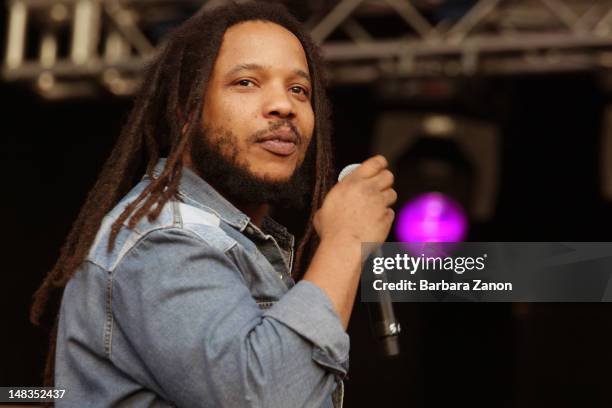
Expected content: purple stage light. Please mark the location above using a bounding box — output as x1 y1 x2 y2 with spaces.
395 192 468 243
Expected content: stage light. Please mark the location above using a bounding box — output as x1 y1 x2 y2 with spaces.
372 112 500 245
395 192 468 243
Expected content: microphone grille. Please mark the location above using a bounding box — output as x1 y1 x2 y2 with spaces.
338 163 360 182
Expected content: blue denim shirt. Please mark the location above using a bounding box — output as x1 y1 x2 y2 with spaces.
55 159 349 407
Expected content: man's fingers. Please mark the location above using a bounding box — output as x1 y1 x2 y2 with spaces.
385 208 395 222
354 155 388 179
374 170 394 190
383 189 398 206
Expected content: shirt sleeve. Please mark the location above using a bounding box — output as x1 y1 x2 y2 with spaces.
111 227 349 408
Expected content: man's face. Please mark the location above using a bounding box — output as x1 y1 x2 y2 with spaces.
199 20 315 183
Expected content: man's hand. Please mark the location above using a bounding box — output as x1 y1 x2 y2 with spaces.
304 156 396 329
314 155 397 245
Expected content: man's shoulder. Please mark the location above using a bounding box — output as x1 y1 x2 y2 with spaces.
86 180 237 272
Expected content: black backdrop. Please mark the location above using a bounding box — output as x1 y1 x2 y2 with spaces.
3 72 612 407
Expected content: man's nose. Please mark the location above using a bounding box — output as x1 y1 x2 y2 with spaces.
262 85 295 119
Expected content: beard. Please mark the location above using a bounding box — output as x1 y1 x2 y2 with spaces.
189 125 314 210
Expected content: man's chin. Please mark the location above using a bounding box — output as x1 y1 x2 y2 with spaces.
247 167 299 185
190 130 312 210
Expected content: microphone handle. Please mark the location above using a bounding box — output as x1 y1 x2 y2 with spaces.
367 247 401 357
337 164 400 356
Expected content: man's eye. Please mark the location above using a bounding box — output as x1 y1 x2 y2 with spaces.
236 79 255 87
290 86 309 96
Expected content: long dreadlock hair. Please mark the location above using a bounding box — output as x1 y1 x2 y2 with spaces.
30 1 334 389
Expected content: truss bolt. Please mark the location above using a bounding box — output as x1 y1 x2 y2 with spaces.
50 4 68 23
118 10 134 25
37 72 55 91
103 68 119 83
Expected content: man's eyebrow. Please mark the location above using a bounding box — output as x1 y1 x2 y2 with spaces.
225 63 311 83
293 69 311 84
225 63 264 78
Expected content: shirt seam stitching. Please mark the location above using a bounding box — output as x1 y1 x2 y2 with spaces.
178 192 247 230
104 271 114 358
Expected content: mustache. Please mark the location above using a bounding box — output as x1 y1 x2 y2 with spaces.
249 120 303 145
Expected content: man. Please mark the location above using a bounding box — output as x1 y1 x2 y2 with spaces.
31 2 396 407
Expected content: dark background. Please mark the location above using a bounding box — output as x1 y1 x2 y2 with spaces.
4 3 612 407
4 73 612 407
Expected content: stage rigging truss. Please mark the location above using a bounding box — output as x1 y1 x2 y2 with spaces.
5 0 612 97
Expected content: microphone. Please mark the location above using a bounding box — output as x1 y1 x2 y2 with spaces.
337 163 360 182
338 164 401 357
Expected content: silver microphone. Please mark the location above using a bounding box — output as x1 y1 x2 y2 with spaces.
337 164 401 357
338 163 360 182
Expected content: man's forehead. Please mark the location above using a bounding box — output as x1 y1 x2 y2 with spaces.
215 21 309 74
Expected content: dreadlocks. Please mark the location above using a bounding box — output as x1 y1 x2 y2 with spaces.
30 1 334 388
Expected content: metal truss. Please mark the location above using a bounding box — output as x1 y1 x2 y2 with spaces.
5 0 612 98
316 0 612 83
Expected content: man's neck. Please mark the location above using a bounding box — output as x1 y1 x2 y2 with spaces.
234 202 270 228
182 156 269 227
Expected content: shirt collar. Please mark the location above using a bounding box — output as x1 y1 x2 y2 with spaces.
149 158 294 247
151 158 248 230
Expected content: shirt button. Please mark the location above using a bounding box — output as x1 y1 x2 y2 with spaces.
279 274 283 280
